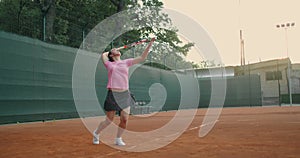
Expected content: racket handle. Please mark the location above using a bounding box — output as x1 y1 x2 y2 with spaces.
116 46 126 50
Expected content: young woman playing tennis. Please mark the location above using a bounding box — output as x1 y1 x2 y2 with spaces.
93 38 155 146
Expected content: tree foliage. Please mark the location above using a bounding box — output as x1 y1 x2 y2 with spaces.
0 0 197 70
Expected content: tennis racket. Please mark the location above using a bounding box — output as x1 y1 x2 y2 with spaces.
116 39 149 50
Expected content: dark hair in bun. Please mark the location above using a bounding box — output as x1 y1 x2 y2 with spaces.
108 51 114 62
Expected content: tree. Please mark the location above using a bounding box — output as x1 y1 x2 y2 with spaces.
40 0 56 42
110 0 127 12
0 0 196 70
108 0 197 68
199 60 222 68
0 0 42 38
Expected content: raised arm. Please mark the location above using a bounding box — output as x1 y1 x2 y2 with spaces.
101 52 109 64
132 38 155 65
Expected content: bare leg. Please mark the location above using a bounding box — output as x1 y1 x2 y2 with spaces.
95 111 115 134
117 107 130 138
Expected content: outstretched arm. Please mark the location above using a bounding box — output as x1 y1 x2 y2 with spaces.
132 38 155 65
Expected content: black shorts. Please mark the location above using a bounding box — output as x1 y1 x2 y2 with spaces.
104 90 135 112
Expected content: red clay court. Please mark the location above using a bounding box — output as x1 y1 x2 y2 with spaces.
1 106 300 158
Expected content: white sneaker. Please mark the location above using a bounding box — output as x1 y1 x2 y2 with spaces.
93 130 100 145
115 137 126 146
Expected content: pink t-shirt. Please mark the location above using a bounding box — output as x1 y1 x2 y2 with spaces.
104 58 134 90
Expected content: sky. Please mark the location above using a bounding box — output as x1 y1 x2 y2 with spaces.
162 0 300 66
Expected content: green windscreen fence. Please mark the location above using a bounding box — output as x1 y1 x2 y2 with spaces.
0 32 262 124
0 32 80 124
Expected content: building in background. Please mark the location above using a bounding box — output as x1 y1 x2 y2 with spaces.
184 66 234 78
235 58 300 105
186 58 300 105
292 63 300 94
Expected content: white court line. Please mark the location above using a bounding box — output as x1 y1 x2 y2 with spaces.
127 145 137 150
287 122 300 124
104 120 219 154
200 120 219 128
165 132 180 138
106 151 121 156
237 119 255 122
186 120 219 131
188 127 199 131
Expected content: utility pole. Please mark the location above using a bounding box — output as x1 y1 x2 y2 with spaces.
240 30 245 66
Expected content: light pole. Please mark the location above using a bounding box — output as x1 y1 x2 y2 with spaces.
276 22 296 106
